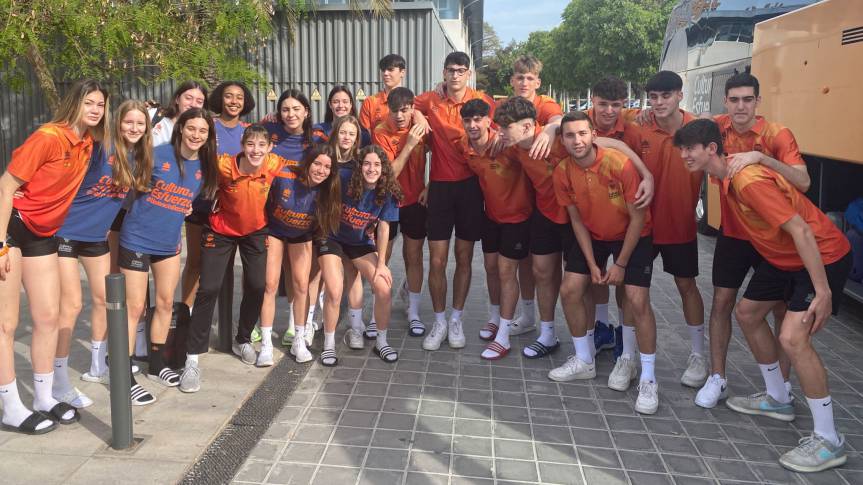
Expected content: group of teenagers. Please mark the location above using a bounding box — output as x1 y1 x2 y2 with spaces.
0 49 853 473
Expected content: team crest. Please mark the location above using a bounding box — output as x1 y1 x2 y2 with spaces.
195 169 202 180
282 188 292 200
640 140 651 155
204 233 216 248
161 162 171 172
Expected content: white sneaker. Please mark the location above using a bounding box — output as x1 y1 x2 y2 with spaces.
448 318 466 349
54 387 94 408
695 374 728 408
256 346 274 367
509 314 537 336
548 355 596 382
608 355 638 391
232 342 256 365
681 353 709 388
345 328 364 350
635 381 659 415
423 321 448 351
304 325 315 347
290 342 313 363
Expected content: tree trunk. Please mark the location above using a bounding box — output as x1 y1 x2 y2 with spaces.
25 42 60 112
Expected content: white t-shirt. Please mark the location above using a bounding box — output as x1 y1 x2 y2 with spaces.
151 117 175 147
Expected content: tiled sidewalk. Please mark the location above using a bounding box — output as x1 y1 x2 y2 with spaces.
233 236 863 485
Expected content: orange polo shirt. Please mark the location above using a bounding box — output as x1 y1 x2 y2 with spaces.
209 153 284 237
722 164 849 271
373 119 427 207
8 123 94 237
463 132 534 224
639 110 703 244
497 95 562 126
360 90 389 133
586 108 642 153
553 145 651 241
504 125 569 224
714 114 807 240
414 87 495 182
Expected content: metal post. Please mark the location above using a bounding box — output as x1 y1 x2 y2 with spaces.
217 250 236 352
105 273 133 450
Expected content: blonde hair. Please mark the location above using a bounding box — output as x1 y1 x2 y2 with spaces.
328 115 362 163
513 56 543 76
50 79 110 141
109 100 154 192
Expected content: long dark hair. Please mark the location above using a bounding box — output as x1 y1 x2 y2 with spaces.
348 145 403 206
294 145 341 237
276 88 313 145
170 108 218 199
51 78 110 141
162 80 208 120
323 85 358 123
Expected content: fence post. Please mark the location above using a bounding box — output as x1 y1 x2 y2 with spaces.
105 273 133 450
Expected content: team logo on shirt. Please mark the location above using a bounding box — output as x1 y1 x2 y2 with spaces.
63 151 72 167
607 181 622 200
161 162 171 172
195 169 202 180
203 232 216 248
640 140 651 156
281 188 292 200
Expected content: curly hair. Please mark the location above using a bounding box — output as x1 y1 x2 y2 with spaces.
348 145 403 206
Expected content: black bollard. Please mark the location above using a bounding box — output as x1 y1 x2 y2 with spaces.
105 273 133 450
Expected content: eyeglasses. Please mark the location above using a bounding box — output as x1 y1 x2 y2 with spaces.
445 67 469 77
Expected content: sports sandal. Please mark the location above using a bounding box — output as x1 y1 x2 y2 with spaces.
479 322 499 341
147 368 180 387
523 340 561 359
409 319 426 337
374 345 399 363
0 411 57 435
44 402 80 425
481 341 510 360
130 384 156 406
320 349 339 367
364 322 378 340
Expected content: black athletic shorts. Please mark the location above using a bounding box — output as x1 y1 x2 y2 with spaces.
652 239 699 278
743 251 851 314
481 217 531 260
316 238 376 260
399 203 427 240
426 177 484 242
712 233 763 289
529 210 574 260
388 221 400 241
270 232 313 245
110 208 126 232
57 238 110 258
118 246 176 272
566 235 654 288
7 209 58 257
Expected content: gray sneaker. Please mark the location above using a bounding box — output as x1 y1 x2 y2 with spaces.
779 434 847 473
726 391 795 422
232 342 256 365
179 363 200 393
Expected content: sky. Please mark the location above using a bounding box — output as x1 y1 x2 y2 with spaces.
485 0 566 44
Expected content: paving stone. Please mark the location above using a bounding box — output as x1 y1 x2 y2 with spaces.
538 462 583 485
452 436 492 456
267 463 316 485
495 458 539 482
320 445 366 466
408 451 452 475
339 410 379 428
358 469 403 485
661 454 710 477
377 412 416 430
618 450 667 474
364 448 408 470
281 443 326 464
581 466 628 485
310 466 360 485
331 427 373 447
412 432 453 453
577 446 621 468
493 421 532 440
494 439 535 460
371 429 412 449
452 454 494 478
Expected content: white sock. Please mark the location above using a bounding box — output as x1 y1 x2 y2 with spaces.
90 340 107 376
294 326 307 348
482 319 511 358
376 329 389 349
574 335 593 364
287 302 296 333
307 304 316 324
370 296 377 325
134 321 147 356
688 323 705 356
640 353 656 383
435 311 446 325
52 357 72 396
587 328 596 357
521 300 536 324
408 292 421 320
785 380 792 395
33 373 69 420
349 308 364 332
318 291 324 309
324 332 336 350
596 303 609 324
186 354 199 367
450 308 463 322
0 380 51 430
261 327 273 348
759 362 790 403
488 304 500 325
808 395 840 446
622 325 637 358
538 321 556 346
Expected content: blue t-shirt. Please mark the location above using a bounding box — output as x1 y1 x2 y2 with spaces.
263 121 307 169
312 121 371 148
332 170 399 246
214 119 245 158
338 159 357 178
267 170 319 240
57 143 130 242
121 144 203 255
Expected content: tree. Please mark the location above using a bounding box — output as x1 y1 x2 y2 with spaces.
476 22 521 96
0 1 393 110
527 0 674 95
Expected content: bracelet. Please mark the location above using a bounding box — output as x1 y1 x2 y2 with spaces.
0 245 9 258
614 261 626 269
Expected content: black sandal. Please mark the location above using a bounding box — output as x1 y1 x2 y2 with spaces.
409 319 426 337
374 345 398 363
320 349 339 367
523 340 561 359
364 322 378 340
0 411 57 435
45 402 80 425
